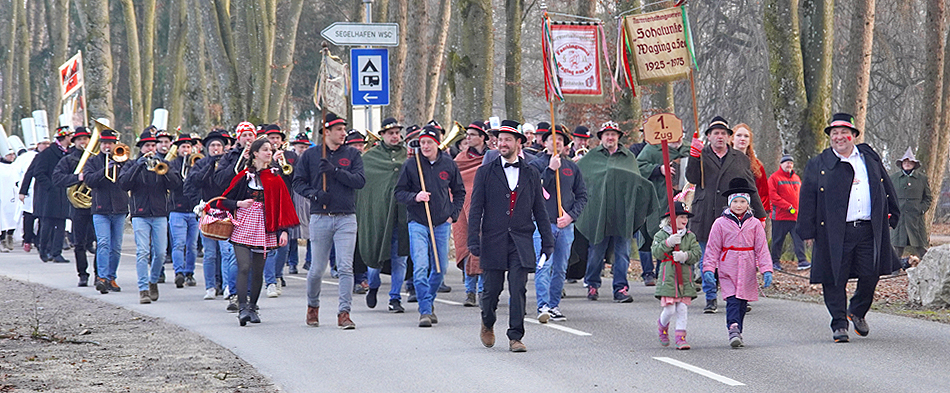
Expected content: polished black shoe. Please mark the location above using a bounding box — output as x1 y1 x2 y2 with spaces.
78 275 89 287
288 265 299 275
175 273 185 288
848 313 869 337
833 328 849 343
438 283 452 293
52 255 70 263
40 254 50 262
238 305 251 326
248 307 261 324
366 288 378 308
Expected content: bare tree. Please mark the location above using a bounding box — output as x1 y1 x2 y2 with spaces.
505 0 523 121
765 0 813 164
801 0 833 144
840 0 875 139
15 0 32 123
266 0 306 124
453 0 493 120
119 0 146 133
82 0 115 123
389 0 408 120
2 0 19 132
424 0 452 122
917 0 947 230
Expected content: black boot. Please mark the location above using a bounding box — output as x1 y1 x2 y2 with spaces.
366 288 378 308
248 305 261 324
238 304 251 326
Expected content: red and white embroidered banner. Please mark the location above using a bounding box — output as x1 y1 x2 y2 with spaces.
548 23 603 103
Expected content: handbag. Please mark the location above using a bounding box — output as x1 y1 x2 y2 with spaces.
199 196 234 241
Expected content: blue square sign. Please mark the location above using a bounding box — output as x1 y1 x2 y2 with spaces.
351 48 389 106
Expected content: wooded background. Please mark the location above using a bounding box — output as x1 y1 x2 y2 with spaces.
2 0 950 222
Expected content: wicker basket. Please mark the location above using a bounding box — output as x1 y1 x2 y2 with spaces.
200 196 234 241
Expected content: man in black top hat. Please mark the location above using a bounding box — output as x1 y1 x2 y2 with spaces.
32 125 72 263
685 116 766 313
469 119 553 352
185 129 239 303
52 127 96 286
797 113 901 343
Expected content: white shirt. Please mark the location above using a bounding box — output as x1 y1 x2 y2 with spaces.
501 156 520 191
834 147 872 222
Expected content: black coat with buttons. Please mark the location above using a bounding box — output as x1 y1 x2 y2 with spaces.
796 144 901 284
467 157 554 271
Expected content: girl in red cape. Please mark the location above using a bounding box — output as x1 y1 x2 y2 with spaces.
213 136 299 326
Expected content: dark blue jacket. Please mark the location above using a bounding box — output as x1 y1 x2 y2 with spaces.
118 155 181 218
82 153 130 215
529 153 588 223
292 144 365 214
394 151 465 225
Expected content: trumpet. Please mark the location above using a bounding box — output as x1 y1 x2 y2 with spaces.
365 129 381 145
277 142 293 175
234 143 251 174
143 151 169 175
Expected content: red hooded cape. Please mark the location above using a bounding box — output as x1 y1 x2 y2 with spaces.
220 168 300 233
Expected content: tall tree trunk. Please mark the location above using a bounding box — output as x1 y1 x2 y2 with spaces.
800 0 834 145
504 0 523 121
840 0 875 141
764 0 810 164
457 0 493 120
201 0 243 124
15 0 32 123
119 0 145 133
389 0 408 120
403 0 428 122
83 0 115 124
43 0 70 134
142 0 156 117
424 0 452 121
931 29 950 233
185 6 211 134
917 0 947 235
165 0 187 133
3 0 20 133
266 0 305 124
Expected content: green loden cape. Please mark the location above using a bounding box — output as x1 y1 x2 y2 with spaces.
356 142 410 269
574 144 659 247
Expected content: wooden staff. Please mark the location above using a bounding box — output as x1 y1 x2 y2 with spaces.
689 69 703 188
549 101 564 217
320 43 328 209
414 147 442 274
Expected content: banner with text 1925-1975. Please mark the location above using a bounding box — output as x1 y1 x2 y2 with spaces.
623 6 694 84
549 23 604 103
58 51 88 129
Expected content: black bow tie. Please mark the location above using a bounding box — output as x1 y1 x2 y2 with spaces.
504 161 520 168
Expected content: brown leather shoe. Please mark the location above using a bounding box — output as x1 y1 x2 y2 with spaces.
509 339 527 352
306 306 319 327
148 283 159 301
337 311 356 330
139 290 151 304
480 324 495 348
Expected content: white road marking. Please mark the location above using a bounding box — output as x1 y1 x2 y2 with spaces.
283 275 335 286
524 318 592 336
434 298 463 306
653 357 745 386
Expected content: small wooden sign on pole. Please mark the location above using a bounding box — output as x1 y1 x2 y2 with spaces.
644 113 684 236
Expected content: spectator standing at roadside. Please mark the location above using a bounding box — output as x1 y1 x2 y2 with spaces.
768 154 810 271
890 147 932 261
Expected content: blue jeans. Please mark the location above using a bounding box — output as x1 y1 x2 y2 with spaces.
307 214 357 312
408 221 450 315
367 227 408 301
535 223 574 309
464 264 484 294
93 214 126 280
287 238 299 267
634 232 655 278
169 212 198 275
264 244 289 285
584 236 630 293
698 242 717 300
202 234 236 291
132 217 168 292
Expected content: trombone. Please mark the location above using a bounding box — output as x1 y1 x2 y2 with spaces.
105 142 130 183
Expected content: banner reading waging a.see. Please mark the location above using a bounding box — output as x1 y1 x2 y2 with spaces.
623 7 693 84
550 23 603 103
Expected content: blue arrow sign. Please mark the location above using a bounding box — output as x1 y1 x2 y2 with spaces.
351 48 389 106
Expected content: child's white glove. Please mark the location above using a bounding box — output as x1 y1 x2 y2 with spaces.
672 251 688 262
665 231 684 247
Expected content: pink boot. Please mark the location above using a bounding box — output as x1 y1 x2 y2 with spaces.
674 330 690 350
658 320 670 347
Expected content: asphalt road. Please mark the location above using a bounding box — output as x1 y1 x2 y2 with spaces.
1 234 947 393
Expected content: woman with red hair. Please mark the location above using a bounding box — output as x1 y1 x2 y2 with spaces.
731 124 771 216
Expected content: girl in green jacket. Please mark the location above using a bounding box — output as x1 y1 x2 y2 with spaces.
651 202 702 350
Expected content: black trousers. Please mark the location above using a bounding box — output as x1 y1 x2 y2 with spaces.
22 212 36 244
480 237 529 342
233 244 266 307
770 219 808 265
39 217 66 259
72 211 97 278
821 223 879 331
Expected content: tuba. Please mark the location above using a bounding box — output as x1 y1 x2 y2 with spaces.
438 121 466 151
66 121 103 209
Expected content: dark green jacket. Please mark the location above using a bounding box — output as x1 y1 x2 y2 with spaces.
890 169 933 248
356 142 409 269
637 143 689 208
651 227 701 299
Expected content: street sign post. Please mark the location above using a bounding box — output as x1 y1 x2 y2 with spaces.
351 48 390 106
321 22 399 47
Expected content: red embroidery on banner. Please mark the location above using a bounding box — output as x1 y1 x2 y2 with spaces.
561 168 573 176
338 158 351 167
439 171 449 180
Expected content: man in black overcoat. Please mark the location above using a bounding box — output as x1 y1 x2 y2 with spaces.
797 113 901 343
468 120 553 352
33 126 72 263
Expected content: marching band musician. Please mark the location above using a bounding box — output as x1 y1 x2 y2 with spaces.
118 129 182 304
84 128 130 294
168 134 200 289
570 126 592 162
31 125 72 263
184 129 239 304
287 132 312 274
262 124 297 296
213 122 258 193
51 127 97 287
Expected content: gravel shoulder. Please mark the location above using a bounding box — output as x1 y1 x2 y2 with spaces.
0 276 279 393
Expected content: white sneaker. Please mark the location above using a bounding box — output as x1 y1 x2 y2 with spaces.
538 306 551 324
266 283 279 298
204 288 216 300
222 287 231 299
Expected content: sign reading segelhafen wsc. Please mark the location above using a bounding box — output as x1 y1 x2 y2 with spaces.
623 7 692 84
321 22 399 47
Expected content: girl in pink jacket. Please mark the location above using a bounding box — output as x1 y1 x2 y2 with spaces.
702 178 773 348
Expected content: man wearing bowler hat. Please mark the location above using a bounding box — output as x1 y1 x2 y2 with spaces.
797 113 901 343
468 120 553 352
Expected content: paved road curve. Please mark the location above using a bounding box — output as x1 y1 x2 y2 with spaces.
1 234 947 392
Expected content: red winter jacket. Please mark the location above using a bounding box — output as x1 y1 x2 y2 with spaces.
752 159 771 214
768 168 801 221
